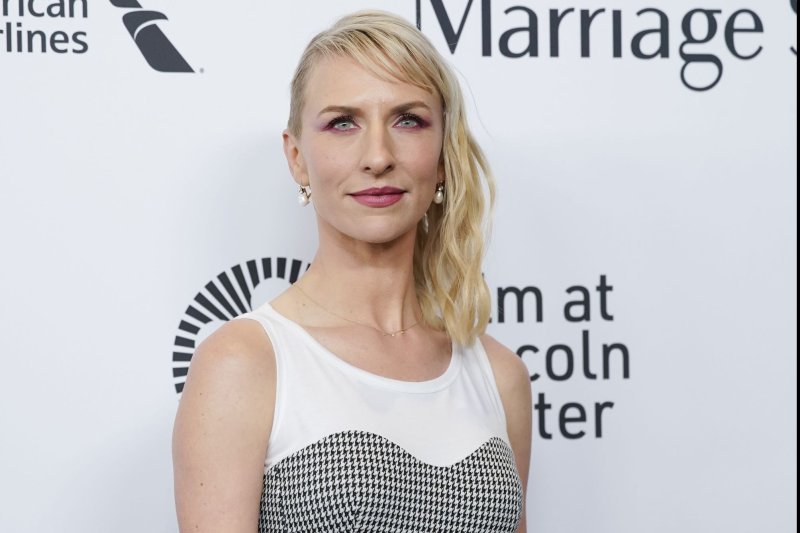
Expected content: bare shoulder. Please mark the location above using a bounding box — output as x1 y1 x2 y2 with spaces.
479 333 532 440
479 333 532 532
181 318 276 402
480 333 530 396
193 317 274 369
172 318 276 532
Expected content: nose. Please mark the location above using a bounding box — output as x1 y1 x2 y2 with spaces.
360 124 395 177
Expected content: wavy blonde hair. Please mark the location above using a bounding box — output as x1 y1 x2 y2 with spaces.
288 10 495 346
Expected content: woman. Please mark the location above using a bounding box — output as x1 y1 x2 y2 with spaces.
173 10 532 533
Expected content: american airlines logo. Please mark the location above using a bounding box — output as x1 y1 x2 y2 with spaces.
110 0 193 73
1 0 194 70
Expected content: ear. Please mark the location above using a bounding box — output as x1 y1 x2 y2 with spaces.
283 129 309 186
437 155 446 183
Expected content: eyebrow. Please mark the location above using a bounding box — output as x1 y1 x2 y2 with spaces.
316 101 432 117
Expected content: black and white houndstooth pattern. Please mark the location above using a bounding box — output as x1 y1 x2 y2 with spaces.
258 430 523 532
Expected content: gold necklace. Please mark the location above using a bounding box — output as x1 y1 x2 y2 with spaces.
294 284 420 337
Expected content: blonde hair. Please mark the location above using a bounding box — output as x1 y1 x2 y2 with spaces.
288 11 495 346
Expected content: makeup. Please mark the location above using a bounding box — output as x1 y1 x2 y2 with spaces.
349 186 406 207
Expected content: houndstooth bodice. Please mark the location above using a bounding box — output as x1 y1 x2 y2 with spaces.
258 431 523 532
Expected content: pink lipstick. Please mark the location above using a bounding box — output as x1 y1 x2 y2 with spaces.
350 186 406 208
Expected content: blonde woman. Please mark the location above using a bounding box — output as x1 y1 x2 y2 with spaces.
173 10 531 533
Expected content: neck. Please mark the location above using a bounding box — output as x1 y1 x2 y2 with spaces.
296 221 420 332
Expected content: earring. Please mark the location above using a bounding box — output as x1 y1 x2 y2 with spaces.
298 185 311 207
433 182 445 205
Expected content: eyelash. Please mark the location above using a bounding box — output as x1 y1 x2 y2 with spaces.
396 113 428 128
325 115 356 130
324 113 428 131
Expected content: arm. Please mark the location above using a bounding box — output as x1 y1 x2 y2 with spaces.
481 334 533 533
172 319 276 533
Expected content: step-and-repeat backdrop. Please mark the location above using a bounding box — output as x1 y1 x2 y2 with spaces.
1 1 796 531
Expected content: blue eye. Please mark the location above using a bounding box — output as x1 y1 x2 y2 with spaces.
396 113 428 128
327 115 356 131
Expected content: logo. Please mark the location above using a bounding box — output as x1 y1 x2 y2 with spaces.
1 0 88 54
416 0 798 91
109 0 192 72
489 274 631 440
172 257 310 394
0 0 195 68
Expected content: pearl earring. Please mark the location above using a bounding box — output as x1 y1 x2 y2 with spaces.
433 182 445 205
298 185 311 206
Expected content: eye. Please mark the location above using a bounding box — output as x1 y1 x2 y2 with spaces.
395 113 426 128
326 115 357 131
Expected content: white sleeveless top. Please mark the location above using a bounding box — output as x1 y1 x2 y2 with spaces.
235 303 523 533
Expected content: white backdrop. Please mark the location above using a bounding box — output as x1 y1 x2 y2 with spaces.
0 1 796 532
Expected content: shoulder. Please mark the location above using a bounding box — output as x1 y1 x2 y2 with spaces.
479 333 530 400
188 317 276 388
174 317 278 468
173 318 277 530
479 333 532 529
176 317 277 435
478 334 532 449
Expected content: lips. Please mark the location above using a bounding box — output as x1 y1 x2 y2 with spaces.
349 186 406 207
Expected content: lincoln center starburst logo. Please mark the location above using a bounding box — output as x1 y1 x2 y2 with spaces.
171 257 310 394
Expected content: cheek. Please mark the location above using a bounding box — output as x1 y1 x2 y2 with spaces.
304 144 350 187
405 139 443 179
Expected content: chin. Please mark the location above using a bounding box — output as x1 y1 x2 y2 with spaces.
318 211 421 246
357 231 409 245
345 222 416 245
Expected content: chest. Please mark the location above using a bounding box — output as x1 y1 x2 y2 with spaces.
258 430 523 533
303 325 453 382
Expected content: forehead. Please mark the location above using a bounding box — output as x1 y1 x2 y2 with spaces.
303 55 440 113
